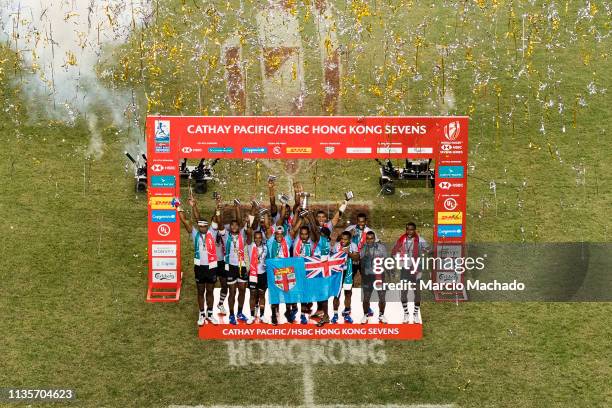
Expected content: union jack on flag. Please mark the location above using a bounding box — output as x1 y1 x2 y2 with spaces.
305 252 347 278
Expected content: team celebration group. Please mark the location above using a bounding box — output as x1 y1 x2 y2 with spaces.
177 178 429 326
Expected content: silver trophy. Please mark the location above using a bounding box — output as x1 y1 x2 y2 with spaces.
300 192 311 215
340 191 353 214
252 199 262 208
278 193 290 205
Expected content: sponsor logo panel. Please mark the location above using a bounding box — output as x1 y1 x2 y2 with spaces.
286 147 312 154
437 225 463 238
437 211 463 224
150 163 177 173
152 270 178 283
208 147 234 154
443 198 458 211
436 244 463 258
152 257 177 270
407 147 433 154
242 147 268 154
438 165 464 178
150 176 176 188
444 120 461 141
438 181 464 190
436 271 460 284
150 196 174 210
346 147 372 154
152 244 177 257
151 210 176 223
376 147 402 154
157 224 172 237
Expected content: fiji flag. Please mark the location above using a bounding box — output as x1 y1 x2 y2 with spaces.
266 257 307 305
303 253 344 300
266 255 344 304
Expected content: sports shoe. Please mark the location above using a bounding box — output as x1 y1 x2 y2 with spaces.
367 307 374 317
237 312 248 322
246 315 255 325
229 315 237 325
260 316 271 325
217 304 227 315
300 314 308 325
342 308 351 317
414 307 421 324
379 315 388 324
403 312 414 324
360 315 368 324
286 309 297 324
330 313 339 324
197 312 206 326
344 314 354 324
207 315 219 325
316 316 329 327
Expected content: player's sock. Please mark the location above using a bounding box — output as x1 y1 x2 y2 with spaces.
402 302 409 314
207 309 213 317
218 292 227 307
199 309 205 315
251 308 256 317
259 307 265 317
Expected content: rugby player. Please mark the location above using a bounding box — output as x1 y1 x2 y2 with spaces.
391 222 430 324
359 231 388 324
330 231 360 324
177 197 219 326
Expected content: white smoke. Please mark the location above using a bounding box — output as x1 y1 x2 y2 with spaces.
86 113 102 159
0 0 152 157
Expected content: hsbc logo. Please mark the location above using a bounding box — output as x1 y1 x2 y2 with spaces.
441 144 452 151
444 121 461 141
324 146 335 155
182 147 193 153
157 224 171 237
438 181 463 190
151 163 176 172
443 198 458 211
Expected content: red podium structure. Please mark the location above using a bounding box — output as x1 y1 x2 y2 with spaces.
145 116 469 303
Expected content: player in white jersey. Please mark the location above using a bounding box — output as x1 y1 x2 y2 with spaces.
177 197 220 326
223 201 249 325
246 226 268 324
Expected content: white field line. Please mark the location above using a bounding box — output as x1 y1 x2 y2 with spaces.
303 360 315 407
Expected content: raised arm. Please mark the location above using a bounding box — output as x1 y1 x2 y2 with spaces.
268 179 278 216
235 200 242 224
292 181 302 214
330 202 343 229
306 211 321 242
191 198 202 221
289 216 303 240
178 203 193 234
275 204 286 227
